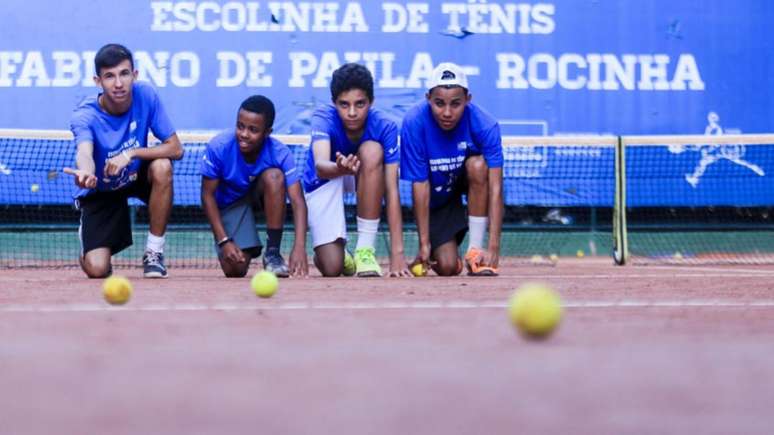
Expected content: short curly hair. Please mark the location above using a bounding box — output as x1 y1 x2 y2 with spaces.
330 63 374 103
239 95 275 129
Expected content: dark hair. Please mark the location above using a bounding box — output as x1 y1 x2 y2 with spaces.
330 63 374 102
94 43 134 76
239 95 276 129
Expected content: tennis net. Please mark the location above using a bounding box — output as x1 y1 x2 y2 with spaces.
616 133 774 265
19 129 764 268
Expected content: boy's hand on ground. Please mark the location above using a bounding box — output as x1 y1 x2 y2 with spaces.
387 253 411 277
289 246 309 278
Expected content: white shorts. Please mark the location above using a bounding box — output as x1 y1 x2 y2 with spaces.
304 175 355 248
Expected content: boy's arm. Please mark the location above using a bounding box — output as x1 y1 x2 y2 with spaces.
201 176 245 265
286 181 309 278
104 133 184 177
412 181 432 267
130 133 184 161
385 163 410 277
63 141 97 188
312 139 359 179
486 167 504 268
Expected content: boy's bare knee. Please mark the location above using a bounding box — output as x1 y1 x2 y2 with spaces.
149 159 173 184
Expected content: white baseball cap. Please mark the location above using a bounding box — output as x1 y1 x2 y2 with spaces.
427 62 468 92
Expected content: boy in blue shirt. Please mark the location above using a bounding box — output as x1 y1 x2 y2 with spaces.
303 63 409 277
65 43 183 279
400 62 504 276
201 95 308 278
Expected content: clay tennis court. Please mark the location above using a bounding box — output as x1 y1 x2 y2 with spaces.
2 259 773 434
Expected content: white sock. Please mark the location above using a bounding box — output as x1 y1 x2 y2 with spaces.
468 216 488 250
146 233 165 254
355 217 379 250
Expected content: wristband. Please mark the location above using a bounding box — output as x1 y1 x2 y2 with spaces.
121 150 132 163
217 236 233 247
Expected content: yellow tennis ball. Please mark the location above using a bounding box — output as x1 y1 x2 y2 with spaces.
251 271 278 298
103 275 132 305
508 282 562 338
30 184 40 192
410 263 427 277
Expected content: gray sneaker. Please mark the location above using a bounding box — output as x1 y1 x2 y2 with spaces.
263 247 290 278
143 250 168 278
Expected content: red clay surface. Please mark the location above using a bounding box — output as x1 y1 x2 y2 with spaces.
2 258 774 434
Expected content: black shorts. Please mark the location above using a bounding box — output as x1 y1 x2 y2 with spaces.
76 162 152 256
429 194 468 250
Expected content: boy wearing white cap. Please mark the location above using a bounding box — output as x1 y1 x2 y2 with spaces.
400 62 504 276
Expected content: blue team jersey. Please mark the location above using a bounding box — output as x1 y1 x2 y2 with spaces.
69 81 176 198
302 104 399 193
400 101 503 209
201 131 300 209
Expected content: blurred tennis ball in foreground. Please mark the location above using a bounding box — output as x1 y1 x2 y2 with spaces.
252 270 278 298
410 263 427 277
103 275 133 305
508 282 562 338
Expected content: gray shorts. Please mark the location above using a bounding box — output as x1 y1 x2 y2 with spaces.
214 196 263 259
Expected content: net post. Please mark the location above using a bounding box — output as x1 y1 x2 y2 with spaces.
613 135 629 265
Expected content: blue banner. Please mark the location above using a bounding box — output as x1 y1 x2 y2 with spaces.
1 0 772 135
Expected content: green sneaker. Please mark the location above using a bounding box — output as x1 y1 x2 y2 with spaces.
354 247 381 277
343 249 356 277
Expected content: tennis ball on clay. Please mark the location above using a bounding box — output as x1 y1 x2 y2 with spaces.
530 254 543 264
576 249 585 258
103 276 133 305
252 270 278 298
508 282 563 339
549 254 559 264
410 263 428 277
30 184 40 192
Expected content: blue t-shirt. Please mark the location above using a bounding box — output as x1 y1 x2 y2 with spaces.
69 81 176 197
201 130 300 209
302 104 399 193
400 101 503 209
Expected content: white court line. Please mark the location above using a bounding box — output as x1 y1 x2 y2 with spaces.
4 271 774 285
647 265 774 275
2 299 774 314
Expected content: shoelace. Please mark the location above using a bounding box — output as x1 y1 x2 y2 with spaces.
145 251 163 266
356 250 377 265
265 250 285 267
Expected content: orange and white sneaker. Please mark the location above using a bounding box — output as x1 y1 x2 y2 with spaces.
464 248 499 276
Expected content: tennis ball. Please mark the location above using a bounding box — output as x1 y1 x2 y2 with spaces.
30 184 40 192
252 270 278 298
576 249 585 258
549 254 559 264
410 263 427 277
508 282 562 339
103 275 132 305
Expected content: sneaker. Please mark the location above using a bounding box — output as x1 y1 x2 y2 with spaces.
143 250 168 278
263 247 290 278
342 248 356 277
354 247 381 277
355 248 382 278
464 248 499 276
